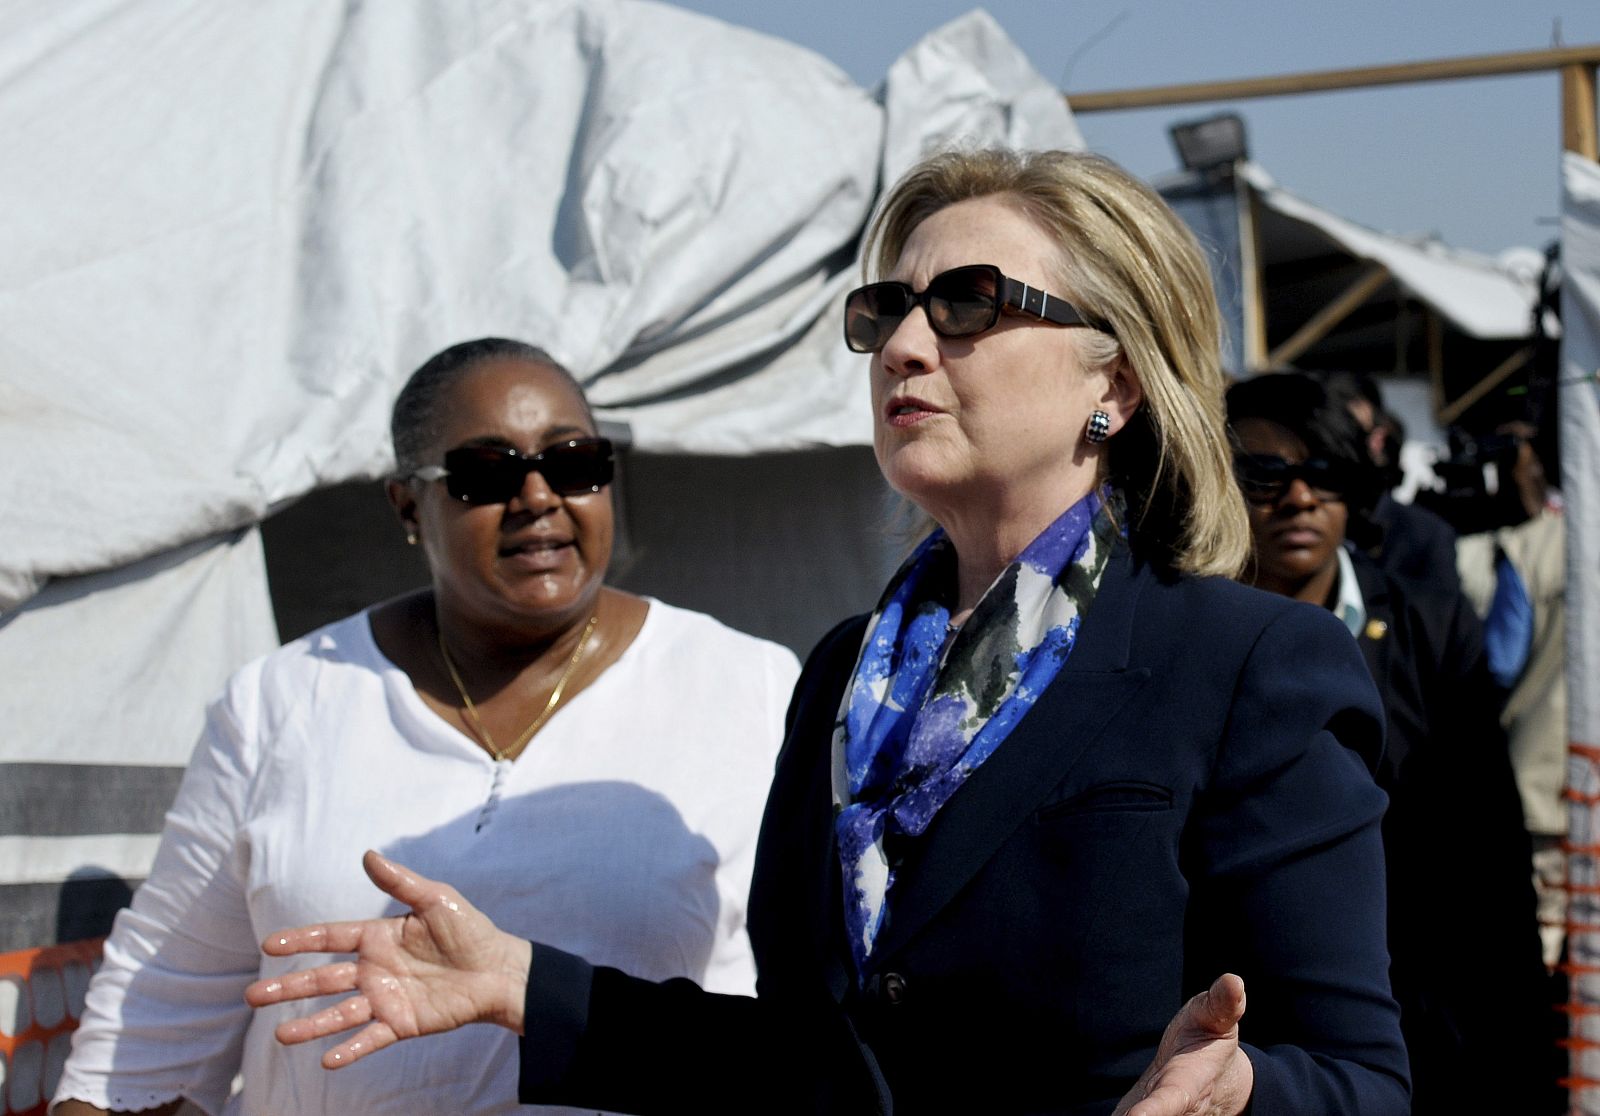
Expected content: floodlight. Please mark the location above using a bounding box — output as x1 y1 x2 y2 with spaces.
1169 113 1249 173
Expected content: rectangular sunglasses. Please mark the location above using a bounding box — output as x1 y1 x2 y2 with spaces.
843 263 1110 354
1233 453 1351 505
412 437 614 505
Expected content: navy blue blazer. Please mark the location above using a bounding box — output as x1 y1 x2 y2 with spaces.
519 548 1410 1114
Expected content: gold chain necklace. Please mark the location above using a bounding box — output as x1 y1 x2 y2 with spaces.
436 614 599 763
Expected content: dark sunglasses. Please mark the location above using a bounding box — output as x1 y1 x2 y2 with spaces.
1233 453 1351 505
843 264 1111 354
412 438 614 505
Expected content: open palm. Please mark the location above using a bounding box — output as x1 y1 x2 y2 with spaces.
245 850 531 1068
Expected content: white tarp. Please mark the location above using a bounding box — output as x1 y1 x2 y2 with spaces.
0 0 1083 953
1240 162 1541 340
0 0 1080 613
1561 151 1600 1112
0 529 279 950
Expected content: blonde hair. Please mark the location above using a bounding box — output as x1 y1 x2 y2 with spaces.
865 148 1250 578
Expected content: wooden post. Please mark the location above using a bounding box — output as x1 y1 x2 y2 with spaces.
1066 45 1600 113
1235 171 1269 371
1426 310 1445 418
1564 63 1599 159
1393 296 1410 375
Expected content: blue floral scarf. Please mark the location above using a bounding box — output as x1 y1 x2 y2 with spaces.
831 487 1120 974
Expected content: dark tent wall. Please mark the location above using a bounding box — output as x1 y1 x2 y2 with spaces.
262 446 899 657
262 482 429 642
606 448 901 653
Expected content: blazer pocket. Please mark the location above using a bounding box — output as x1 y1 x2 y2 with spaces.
1036 780 1174 821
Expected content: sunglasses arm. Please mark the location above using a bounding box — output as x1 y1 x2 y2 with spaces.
1000 276 1111 335
411 466 450 483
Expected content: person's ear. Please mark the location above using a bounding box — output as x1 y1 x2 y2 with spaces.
386 478 421 546
1098 353 1143 435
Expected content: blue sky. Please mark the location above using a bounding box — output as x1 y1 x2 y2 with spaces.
663 0 1600 256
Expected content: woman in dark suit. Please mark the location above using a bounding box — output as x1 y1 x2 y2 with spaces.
1226 371 1554 1114
244 150 1408 1115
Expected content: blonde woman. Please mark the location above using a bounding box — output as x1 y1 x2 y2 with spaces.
247 151 1407 1115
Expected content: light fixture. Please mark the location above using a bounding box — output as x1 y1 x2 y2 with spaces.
1169 112 1249 174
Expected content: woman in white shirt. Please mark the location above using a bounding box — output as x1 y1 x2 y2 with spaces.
53 338 800 1116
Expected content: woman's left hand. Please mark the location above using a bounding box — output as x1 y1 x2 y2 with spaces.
1111 973 1253 1116
243 850 532 1068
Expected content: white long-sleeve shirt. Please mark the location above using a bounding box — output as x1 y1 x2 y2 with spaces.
55 599 799 1115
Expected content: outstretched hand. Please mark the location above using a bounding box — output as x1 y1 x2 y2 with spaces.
244 850 532 1068
1111 973 1253 1116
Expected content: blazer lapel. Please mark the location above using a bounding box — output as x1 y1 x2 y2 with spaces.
1351 557 1402 781
866 548 1154 965
794 618 869 1001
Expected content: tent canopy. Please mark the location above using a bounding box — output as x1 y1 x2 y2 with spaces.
1159 161 1543 403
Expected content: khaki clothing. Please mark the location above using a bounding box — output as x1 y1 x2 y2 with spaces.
1459 505 1567 969
1458 505 1567 836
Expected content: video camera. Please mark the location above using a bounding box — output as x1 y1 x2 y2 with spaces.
1414 427 1533 536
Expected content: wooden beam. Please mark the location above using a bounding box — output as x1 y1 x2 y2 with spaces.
1237 174 1268 371
1067 44 1600 113
1437 346 1537 426
1393 296 1411 375
1564 63 1599 159
1266 263 1391 368
1426 310 1445 417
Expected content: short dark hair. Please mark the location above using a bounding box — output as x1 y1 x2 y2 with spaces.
1225 371 1383 545
389 338 591 476
1318 370 1385 421
1316 370 1406 482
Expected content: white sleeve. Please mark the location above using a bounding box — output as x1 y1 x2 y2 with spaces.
696 638 801 996
754 640 801 763
53 675 265 1116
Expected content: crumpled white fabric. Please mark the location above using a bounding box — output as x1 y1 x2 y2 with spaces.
0 1 1081 611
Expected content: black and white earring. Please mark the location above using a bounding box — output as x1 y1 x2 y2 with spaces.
1085 410 1111 444
406 531 419 546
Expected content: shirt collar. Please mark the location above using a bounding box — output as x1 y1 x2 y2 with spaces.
1333 544 1366 638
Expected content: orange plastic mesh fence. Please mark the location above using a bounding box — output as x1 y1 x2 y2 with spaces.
0 940 103 1116
1568 739 1600 1110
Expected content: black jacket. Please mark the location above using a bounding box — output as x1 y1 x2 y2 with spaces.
519 550 1410 1114
1348 551 1554 1114
1370 492 1459 598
